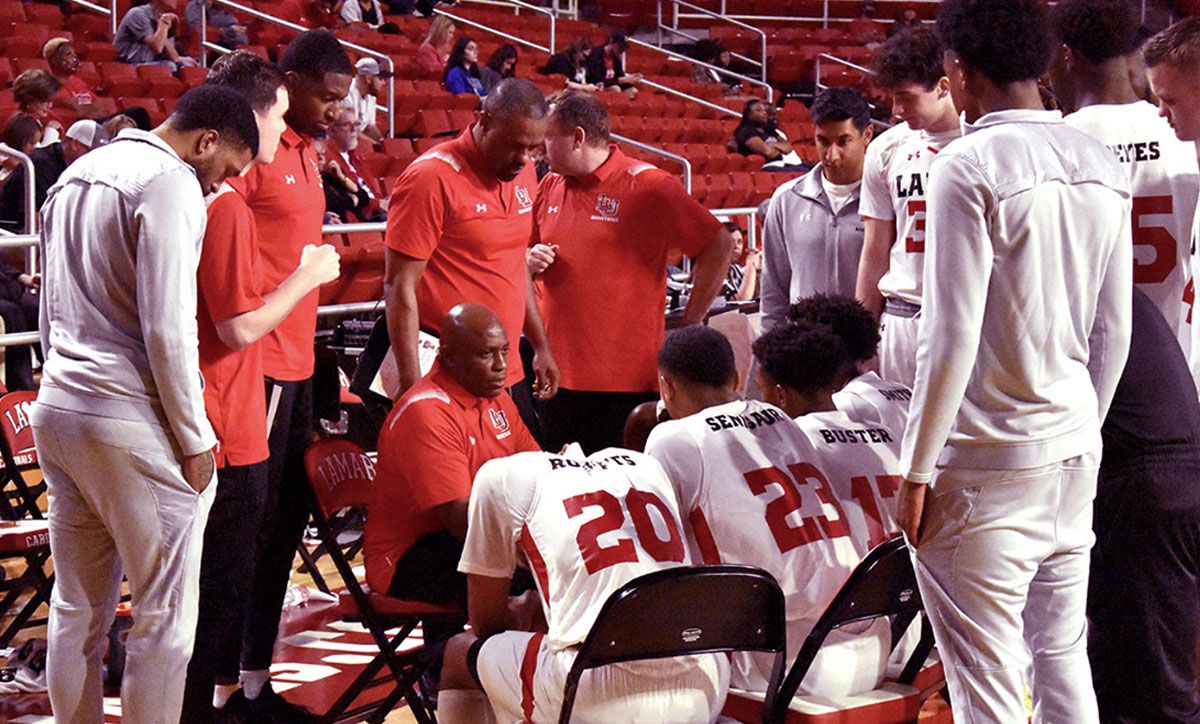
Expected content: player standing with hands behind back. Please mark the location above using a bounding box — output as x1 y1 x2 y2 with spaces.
896 0 1132 721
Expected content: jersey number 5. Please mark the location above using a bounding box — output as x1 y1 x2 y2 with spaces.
563 489 685 574
1132 195 1177 285
905 200 926 253
743 463 851 554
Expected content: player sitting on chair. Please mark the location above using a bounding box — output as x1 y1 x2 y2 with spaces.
437 448 730 724
362 302 541 607
754 320 904 555
788 293 912 434
645 325 889 698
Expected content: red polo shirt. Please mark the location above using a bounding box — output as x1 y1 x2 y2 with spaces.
363 360 540 593
197 185 269 468
228 125 326 382
533 147 721 392
385 128 537 387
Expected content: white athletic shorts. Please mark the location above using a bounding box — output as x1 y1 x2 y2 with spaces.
878 310 921 390
733 617 890 696
475 631 730 724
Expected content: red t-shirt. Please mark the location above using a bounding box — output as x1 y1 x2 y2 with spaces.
197 186 269 467
385 128 537 387
59 75 95 105
533 148 721 392
363 360 540 593
227 125 326 381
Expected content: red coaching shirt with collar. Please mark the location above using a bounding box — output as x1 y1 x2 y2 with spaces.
533 147 722 392
363 359 540 594
227 125 326 382
197 185 269 468
385 128 537 387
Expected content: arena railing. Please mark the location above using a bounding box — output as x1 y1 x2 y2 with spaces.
0 144 39 277
435 0 558 53
452 0 578 25
199 0 398 137
611 132 692 193
628 36 772 104
62 0 120 38
656 0 767 84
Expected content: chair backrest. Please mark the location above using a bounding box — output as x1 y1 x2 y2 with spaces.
304 437 376 519
769 536 934 722
559 564 787 724
0 390 38 469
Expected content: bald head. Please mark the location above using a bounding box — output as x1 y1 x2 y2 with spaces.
439 303 509 398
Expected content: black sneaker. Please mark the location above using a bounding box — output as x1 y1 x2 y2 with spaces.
245 684 321 724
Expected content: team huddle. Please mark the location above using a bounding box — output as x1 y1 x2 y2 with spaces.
27 0 1200 720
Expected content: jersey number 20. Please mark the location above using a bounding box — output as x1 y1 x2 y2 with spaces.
563 489 685 574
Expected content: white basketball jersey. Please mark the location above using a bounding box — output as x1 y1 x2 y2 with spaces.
1065 102 1200 358
461 450 690 651
859 122 963 306
832 371 912 436
793 409 903 556
644 400 860 642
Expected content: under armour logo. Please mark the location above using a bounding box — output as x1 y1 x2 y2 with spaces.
285 175 296 184
907 151 921 161
476 203 487 213
548 206 560 214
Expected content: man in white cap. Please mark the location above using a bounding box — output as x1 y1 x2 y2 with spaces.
0 119 108 232
345 57 390 144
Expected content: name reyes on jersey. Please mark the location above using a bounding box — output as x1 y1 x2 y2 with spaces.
1107 141 1160 164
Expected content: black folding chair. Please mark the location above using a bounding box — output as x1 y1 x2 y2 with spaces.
559 564 788 724
760 536 942 724
305 438 465 724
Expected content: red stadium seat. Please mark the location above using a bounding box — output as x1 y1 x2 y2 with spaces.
411 109 450 137
0 59 13 86
66 12 113 42
379 137 414 156
79 41 118 63
14 59 51 75
24 3 64 29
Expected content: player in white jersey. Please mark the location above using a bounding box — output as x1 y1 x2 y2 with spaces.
855 27 962 388
788 294 912 434
645 325 889 698
437 448 728 724
1049 0 1200 361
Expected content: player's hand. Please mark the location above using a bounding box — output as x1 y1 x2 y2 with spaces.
299 243 341 286
531 344 560 400
182 448 215 494
17 273 39 290
525 244 558 277
896 478 927 546
323 211 342 225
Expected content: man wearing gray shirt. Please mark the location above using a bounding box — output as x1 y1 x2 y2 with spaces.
114 0 197 71
760 87 873 329
32 85 258 724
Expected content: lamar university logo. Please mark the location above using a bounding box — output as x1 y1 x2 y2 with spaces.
591 194 620 222
515 186 532 208
489 409 510 434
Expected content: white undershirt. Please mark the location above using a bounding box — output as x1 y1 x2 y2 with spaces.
820 174 860 214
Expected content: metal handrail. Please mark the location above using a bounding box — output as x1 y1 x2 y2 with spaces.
63 0 118 34
0 145 38 274
659 0 767 84
611 132 692 193
627 37 772 103
434 7 551 53
202 0 397 136
639 78 740 118
711 205 760 249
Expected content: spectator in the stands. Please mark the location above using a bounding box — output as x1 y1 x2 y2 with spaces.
586 29 643 98
416 16 456 74
115 0 198 71
44 39 98 118
732 99 801 168
345 57 388 143
481 44 517 95
13 70 64 146
101 111 140 139
340 0 385 28
722 220 761 302
541 36 595 91
0 120 108 233
0 114 41 195
888 6 921 37
691 39 742 92
185 0 249 50
315 137 368 224
325 105 385 221
444 37 486 96
848 3 887 46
